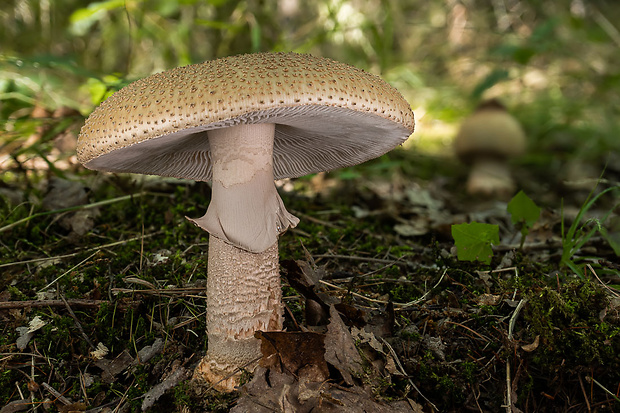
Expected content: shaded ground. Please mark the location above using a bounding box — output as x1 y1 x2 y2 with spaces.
1 113 620 412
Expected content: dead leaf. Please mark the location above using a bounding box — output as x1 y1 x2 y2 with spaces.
27 316 46 332
282 259 332 326
365 301 395 338
477 293 501 306
43 178 88 211
351 326 384 353
66 209 98 236
235 306 414 413
394 221 428 237
334 302 366 328
141 366 189 411
0 398 31 413
90 342 109 360
324 306 363 386
385 354 404 376
58 402 87 413
42 178 98 236
256 331 329 382
94 350 134 383
305 298 329 326
521 335 540 352
16 316 47 350
423 335 446 361
234 367 414 413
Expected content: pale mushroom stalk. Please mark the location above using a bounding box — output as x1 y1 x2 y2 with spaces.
465 157 516 197
188 123 299 389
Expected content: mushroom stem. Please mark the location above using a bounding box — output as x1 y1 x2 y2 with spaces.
189 123 298 391
195 236 282 391
467 158 515 198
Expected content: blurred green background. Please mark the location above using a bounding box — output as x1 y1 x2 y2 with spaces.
1 0 619 165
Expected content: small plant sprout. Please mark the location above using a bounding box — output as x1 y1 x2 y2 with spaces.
451 222 499 265
561 184 620 277
507 190 541 249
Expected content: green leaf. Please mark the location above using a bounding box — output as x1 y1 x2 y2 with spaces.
507 190 541 228
451 222 499 264
471 69 509 100
600 227 620 256
69 0 126 36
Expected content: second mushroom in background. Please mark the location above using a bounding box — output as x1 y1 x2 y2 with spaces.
453 99 526 199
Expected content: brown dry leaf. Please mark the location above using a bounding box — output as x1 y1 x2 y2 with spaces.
324 305 363 386
94 350 134 383
58 402 87 413
256 331 329 382
0 398 31 413
527 209 561 244
334 302 367 328
477 293 501 306
66 209 98 236
235 305 415 412
521 335 540 352
234 367 414 413
351 326 384 353
365 301 394 338
405 398 426 413
385 353 403 376
394 220 428 237
232 367 307 413
282 259 333 326
90 342 109 360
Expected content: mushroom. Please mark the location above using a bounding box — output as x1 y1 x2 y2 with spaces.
453 99 526 198
76 52 415 391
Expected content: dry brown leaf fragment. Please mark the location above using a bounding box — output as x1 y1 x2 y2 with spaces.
58 402 88 413
324 306 364 386
0 398 32 413
521 335 540 352
477 293 501 306
256 331 329 382
94 350 134 383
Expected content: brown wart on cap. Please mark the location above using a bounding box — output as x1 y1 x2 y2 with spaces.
77 52 415 391
453 99 526 198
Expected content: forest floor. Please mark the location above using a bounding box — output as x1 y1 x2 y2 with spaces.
1 111 620 412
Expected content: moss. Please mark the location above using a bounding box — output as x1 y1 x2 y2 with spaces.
460 360 477 384
523 279 620 386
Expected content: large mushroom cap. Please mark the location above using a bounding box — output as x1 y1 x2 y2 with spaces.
77 52 415 180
